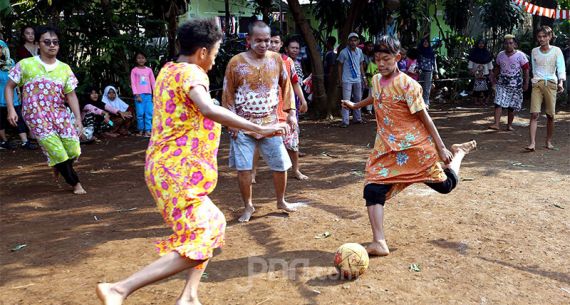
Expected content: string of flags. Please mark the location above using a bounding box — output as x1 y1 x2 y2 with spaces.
511 0 570 20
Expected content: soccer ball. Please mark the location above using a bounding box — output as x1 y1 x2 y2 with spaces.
334 243 369 279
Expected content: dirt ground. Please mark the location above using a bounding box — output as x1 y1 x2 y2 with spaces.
1 101 569 305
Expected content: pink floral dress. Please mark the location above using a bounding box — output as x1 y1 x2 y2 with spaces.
145 62 225 266
9 57 79 166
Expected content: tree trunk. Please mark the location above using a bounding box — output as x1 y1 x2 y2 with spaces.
287 0 329 118
224 0 231 36
167 3 178 58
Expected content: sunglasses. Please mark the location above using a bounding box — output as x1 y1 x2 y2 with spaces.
42 39 60 46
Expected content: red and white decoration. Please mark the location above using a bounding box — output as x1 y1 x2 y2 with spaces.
511 0 570 19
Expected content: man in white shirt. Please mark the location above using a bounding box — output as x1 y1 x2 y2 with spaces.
527 26 565 151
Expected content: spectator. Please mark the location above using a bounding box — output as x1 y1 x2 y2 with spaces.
80 87 119 138
417 37 438 107
405 48 420 80
102 85 134 136
16 26 38 60
468 39 493 105
0 39 37 150
337 32 366 127
323 36 337 91
130 51 155 137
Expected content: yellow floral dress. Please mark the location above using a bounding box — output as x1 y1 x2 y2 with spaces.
145 62 225 265
366 72 446 200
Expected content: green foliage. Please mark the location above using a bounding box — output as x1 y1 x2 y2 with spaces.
4 0 176 97
443 0 472 32
479 0 525 36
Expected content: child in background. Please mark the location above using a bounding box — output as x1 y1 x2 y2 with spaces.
80 87 119 139
405 48 420 80
130 51 155 137
397 47 408 73
341 35 476 257
102 85 133 136
0 39 37 150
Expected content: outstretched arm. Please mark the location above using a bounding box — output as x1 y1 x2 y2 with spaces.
417 108 452 164
190 86 288 137
341 95 374 110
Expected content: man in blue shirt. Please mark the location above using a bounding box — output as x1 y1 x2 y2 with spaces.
337 32 366 128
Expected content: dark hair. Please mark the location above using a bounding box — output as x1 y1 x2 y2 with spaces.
135 51 146 58
536 25 554 38
177 18 223 56
20 25 35 43
35 26 60 43
365 41 373 46
285 36 301 48
326 36 336 46
248 20 270 36
271 28 282 38
407 48 420 60
376 35 401 55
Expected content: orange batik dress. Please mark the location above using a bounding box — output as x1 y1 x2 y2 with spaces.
365 72 447 201
144 62 226 266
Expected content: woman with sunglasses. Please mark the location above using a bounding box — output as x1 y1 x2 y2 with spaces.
4 26 86 195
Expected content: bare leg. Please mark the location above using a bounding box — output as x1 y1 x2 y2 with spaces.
251 147 260 184
366 204 390 256
18 132 29 143
96 252 205 305
489 107 501 130
527 113 539 151
237 170 255 222
0 129 7 141
273 171 296 212
287 150 308 180
545 115 555 149
176 261 209 305
448 140 477 176
506 109 515 131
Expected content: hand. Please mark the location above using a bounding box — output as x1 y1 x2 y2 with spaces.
341 100 355 110
74 120 84 133
7 108 18 126
121 111 133 119
557 82 564 93
257 123 290 138
135 95 142 102
299 101 308 113
228 127 239 139
433 74 439 80
438 147 453 165
287 114 298 132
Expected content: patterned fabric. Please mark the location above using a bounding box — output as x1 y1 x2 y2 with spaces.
473 78 489 92
366 72 446 201
277 54 298 122
494 50 529 111
145 62 226 265
9 57 80 166
222 52 294 139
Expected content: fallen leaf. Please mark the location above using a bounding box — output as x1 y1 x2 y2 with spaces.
314 231 331 239
11 244 27 252
553 204 564 209
409 263 421 272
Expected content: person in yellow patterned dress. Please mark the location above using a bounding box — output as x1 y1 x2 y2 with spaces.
96 19 288 305
342 36 477 258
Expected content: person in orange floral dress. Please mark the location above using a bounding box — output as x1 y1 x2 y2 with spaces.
96 19 288 305
342 36 477 257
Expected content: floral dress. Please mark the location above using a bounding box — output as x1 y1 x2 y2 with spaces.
366 73 446 200
9 57 80 166
145 62 225 266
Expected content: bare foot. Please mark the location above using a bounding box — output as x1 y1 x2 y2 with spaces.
525 144 536 152
238 206 255 222
277 201 297 213
451 140 477 155
366 240 390 256
487 125 499 130
176 298 202 305
545 142 555 150
294 171 309 180
73 183 87 195
251 173 257 184
506 126 515 131
96 283 125 305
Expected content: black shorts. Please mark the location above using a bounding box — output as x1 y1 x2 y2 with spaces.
363 168 459 206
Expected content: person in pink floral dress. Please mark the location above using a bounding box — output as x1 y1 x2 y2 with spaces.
96 19 288 305
5 26 86 194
